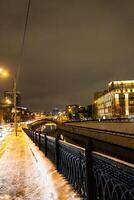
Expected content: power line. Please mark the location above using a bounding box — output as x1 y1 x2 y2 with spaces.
17 0 31 82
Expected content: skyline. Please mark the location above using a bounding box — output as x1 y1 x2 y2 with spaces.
0 0 134 111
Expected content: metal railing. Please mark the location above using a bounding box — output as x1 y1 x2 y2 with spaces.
24 128 134 200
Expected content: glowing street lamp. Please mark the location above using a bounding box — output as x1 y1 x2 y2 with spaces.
0 67 9 77
2 71 9 77
13 77 17 136
0 67 17 136
5 97 12 105
0 68 3 73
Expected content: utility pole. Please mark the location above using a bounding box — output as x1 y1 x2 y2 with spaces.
13 77 17 136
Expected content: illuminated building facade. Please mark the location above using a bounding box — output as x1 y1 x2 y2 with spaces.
94 81 134 119
66 105 86 120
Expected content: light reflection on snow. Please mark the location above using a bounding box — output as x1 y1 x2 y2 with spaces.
26 133 81 200
0 124 11 142
0 129 82 200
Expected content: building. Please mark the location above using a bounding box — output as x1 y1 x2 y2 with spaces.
0 103 12 123
87 104 93 118
11 107 33 122
65 105 87 120
4 91 21 107
94 80 134 119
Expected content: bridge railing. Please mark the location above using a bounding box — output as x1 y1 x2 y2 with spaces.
23 128 134 200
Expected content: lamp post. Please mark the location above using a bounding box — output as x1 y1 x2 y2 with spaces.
13 76 17 136
0 68 9 124
0 67 17 136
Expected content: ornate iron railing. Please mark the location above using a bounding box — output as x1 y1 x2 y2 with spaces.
47 136 56 164
92 153 134 200
23 128 134 200
58 141 86 197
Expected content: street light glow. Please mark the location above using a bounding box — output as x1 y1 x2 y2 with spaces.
2 71 9 77
0 66 17 136
0 68 3 73
5 98 12 105
0 67 9 78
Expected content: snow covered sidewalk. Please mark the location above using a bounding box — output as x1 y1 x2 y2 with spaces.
0 130 81 200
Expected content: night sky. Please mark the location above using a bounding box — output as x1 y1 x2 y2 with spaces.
0 0 134 111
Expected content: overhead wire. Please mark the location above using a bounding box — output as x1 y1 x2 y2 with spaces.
16 0 31 83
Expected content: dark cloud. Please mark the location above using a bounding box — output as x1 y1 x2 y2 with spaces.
0 0 134 111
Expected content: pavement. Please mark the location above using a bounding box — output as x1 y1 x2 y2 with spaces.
0 130 81 200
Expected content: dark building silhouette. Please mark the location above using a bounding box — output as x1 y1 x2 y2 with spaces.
0 103 12 123
66 105 86 120
4 91 21 107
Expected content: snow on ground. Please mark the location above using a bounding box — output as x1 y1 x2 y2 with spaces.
0 130 82 200
0 125 12 142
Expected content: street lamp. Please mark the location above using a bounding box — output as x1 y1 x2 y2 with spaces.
5 97 12 105
0 68 9 78
0 67 17 136
13 76 17 136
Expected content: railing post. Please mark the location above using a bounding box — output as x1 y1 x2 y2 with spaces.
39 131 41 150
44 133 47 156
33 131 35 142
37 133 38 145
34 132 36 143
34 131 36 143
55 134 60 171
85 141 96 200
36 132 37 146
28 130 32 138
32 131 34 141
